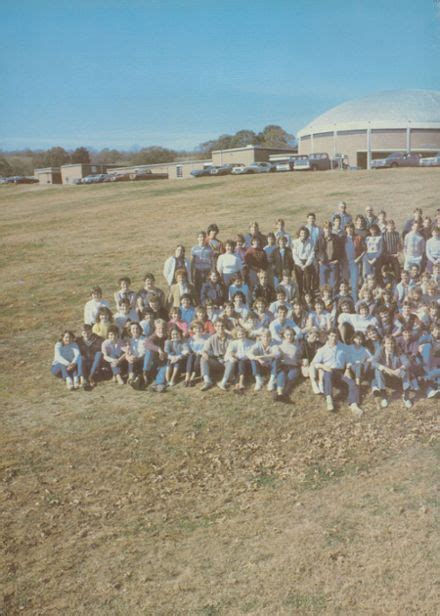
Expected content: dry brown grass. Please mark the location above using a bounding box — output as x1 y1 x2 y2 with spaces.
1 169 440 615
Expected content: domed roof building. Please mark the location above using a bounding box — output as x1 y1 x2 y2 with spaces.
297 89 440 168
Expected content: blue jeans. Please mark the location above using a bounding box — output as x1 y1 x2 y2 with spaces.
346 260 360 302
81 352 102 379
278 365 300 392
144 351 167 384
51 357 82 380
251 359 279 378
223 358 250 383
319 262 338 288
323 369 359 404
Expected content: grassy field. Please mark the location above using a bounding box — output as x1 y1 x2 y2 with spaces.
1 169 440 615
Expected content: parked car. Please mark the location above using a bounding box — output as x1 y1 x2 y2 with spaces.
271 155 304 172
209 164 235 176
110 173 130 182
6 176 39 184
371 152 422 169
82 175 100 184
232 162 274 174
294 153 333 171
420 152 440 167
191 167 213 177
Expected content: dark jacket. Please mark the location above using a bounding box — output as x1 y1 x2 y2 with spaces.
273 247 294 279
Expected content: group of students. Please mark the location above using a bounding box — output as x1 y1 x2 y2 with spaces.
51 203 440 416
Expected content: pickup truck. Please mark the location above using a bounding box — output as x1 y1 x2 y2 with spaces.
294 153 333 171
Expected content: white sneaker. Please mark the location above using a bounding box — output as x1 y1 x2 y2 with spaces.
254 376 264 392
217 381 228 391
326 396 334 412
427 387 438 399
267 376 276 392
73 376 79 389
380 398 389 408
310 379 321 395
66 377 74 391
403 397 413 409
350 403 363 418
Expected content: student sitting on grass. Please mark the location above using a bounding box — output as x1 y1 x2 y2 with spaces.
165 327 190 386
144 319 169 392
125 322 146 386
186 320 209 387
248 328 281 392
218 325 253 392
51 330 82 391
76 324 103 389
276 327 303 401
101 325 127 385
200 318 232 391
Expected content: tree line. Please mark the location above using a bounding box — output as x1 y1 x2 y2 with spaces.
0 125 295 176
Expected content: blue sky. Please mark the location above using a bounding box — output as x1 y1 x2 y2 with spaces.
0 0 439 151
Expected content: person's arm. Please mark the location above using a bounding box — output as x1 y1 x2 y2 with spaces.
216 254 224 276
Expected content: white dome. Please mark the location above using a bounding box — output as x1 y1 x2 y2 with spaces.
297 90 440 136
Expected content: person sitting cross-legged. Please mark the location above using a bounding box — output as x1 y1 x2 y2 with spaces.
200 318 232 391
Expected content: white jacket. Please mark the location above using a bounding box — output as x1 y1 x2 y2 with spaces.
163 256 192 286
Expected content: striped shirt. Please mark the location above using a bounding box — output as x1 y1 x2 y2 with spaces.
383 231 401 255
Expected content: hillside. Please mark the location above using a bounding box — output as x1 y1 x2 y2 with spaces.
1 169 439 615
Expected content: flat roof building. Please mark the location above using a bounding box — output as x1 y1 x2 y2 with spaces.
34 167 62 184
297 89 440 169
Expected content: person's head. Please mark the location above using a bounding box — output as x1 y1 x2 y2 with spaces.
383 335 395 354
327 330 339 346
233 291 245 306
251 237 261 249
236 233 245 247
169 326 182 341
401 328 412 342
143 273 155 289
197 230 206 245
339 280 349 295
175 268 187 283
275 218 285 231
409 264 420 279
118 276 131 290
260 328 271 346
266 232 276 246
378 210 386 222
254 298 266 313
148 294 161 311
427 281 439 297
333 215 341 230
379 308 391 322
401 301 412 317
369 223 380 236
359 302 369 318
345 222 355 236
180 293 192 309
107 325 119 342
338 201 347 213
154 318 167 337
386 219 395 231
277 235 288 249
233 325 247 340
431 321 440 339
214 318 226 336
97 307 112 322
209 270 219 283
277 305 288 322
308 327 320 343
130 322 142 338
90 285 102 300
60 330 75 345
292 301 303 317
244 311 258 327
355 215 366 228
224 302 235 317
401 270 410 283
191 320 204 336
321 284 332 300
205 299 215 314
169 306 181 321
249 221 259 235
207 223 219 239
118 298 130 315
195 305 207 320
232 271 244 286
365 206 374 217
411 220 421 233
314 299 325 313
306 212 316 226
365 274 376 290
224 239 235 253
273 285 285 299
352 331 365 346
141 307 155 324
340 300 352 314
366 326 379 341
257 269 268 284
413 207 423 221
175 244 185 258
432 226 440 238
298 226 310 241
81 324 93 340
283 327 296 343
281 269 291 284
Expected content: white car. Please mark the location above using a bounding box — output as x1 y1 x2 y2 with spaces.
420 152 440 167
232 162 274 174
